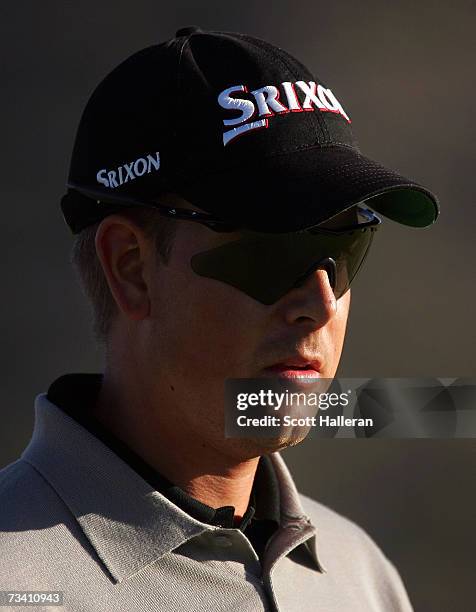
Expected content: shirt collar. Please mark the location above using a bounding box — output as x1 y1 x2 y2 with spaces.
22 381 325 583
46 373 279 530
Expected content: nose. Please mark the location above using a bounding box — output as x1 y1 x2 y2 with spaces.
293 257 337 294
279 257 338 326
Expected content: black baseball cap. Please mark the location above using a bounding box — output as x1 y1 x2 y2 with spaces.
61 26 439 234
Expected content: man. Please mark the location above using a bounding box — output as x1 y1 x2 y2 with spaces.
0 27 438 611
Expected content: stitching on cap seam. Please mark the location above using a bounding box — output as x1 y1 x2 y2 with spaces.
249 141 358 158
303 164 401 179
252 37 329 143
175 37 190 147
274 43 332 142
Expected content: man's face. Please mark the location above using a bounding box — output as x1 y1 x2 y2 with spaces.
141 196 352 459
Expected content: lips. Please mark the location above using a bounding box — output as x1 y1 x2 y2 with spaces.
265 365 319 379
263 356 323 379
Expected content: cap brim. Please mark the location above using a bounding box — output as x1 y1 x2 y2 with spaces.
176 144 439 232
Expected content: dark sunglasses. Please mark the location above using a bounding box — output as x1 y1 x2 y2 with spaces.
92 192 381 304
190 206 381 304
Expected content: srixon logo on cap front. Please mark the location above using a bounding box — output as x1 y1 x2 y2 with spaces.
218 81 350 146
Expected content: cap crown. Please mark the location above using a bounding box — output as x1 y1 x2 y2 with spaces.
68 29 356 200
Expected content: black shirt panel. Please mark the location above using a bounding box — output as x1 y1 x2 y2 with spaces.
46 373 280 561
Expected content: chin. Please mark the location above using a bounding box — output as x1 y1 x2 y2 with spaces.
233 429 312 457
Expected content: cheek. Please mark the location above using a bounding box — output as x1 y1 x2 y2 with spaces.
146 269 267 439
149 261 265 380
327 289 351 375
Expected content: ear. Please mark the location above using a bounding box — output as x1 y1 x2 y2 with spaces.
94 215 152 322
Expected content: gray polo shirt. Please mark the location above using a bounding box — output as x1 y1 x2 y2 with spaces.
44 373 282 567
0 386 413 611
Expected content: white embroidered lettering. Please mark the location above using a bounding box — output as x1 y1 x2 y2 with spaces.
133 158 147 177
147 152 161 172
250 85 288 116
218 85 255 126
218 80 350 146
107 170 119 188
96 169 109 188
281 82 302 112
295 81 326 111
96 152 161 189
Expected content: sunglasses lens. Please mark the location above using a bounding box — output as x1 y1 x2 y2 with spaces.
332 229 375 299
191 225 376 304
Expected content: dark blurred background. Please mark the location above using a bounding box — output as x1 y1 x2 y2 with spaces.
1 1 475 610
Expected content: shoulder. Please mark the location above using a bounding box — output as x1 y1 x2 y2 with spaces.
299 492 413 610
299 490 399 569
299 491 385 554
0 458 56 515
0 458 81 585
0 456 70 535
0 458 47 513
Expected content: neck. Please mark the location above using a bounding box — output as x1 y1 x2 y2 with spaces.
92 366 259 519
